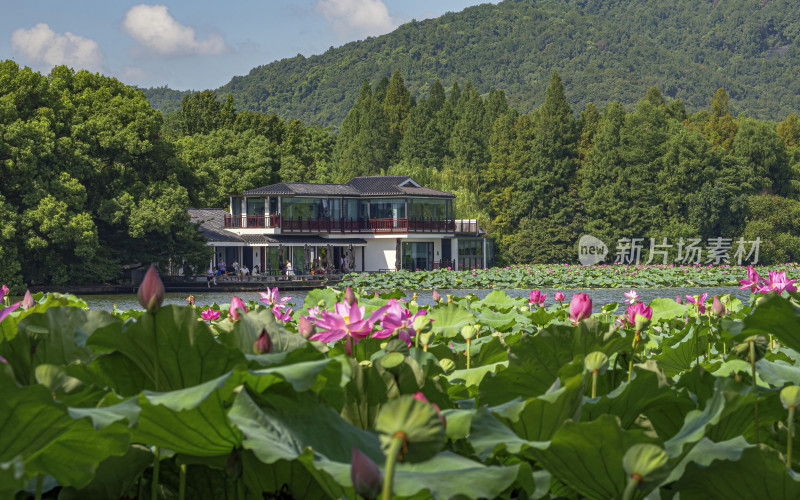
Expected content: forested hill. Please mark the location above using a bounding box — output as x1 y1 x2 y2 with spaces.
144 0 800 127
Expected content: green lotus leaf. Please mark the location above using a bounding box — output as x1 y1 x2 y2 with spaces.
622 443 669 487
426 303 475 338
375 395 445 463
583 351 609 374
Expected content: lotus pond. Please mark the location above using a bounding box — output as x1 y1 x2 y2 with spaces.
339 263 800 290
3 268 800 499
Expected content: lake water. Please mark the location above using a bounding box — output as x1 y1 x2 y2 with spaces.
76 286 751 313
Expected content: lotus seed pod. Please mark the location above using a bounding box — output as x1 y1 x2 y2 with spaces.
438 358 455 374
732 334 768 363
782 386 800 410
584 352 610 375
622 444 670 487
460 324 479 341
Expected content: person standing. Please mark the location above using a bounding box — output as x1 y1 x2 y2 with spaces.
206 266 217 287
219 258 227 278
286 260 294 277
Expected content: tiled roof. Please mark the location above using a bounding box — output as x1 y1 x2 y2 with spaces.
188 208 243 243
243 182 359 196
241 176 454 199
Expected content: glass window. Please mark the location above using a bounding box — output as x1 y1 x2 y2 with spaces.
282 198 324 219
231 197 241 215
246 198 265 216
402 242 433 271
410 198 447 219
369 199 406 219
343 199 359 219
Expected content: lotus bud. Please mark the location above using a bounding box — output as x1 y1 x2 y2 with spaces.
229 296 246 321
438 358 455 374
225 449 242 480
712 296 726 317
137 264 165 314
253 329 273 354
554 291 566 302
350 446 382 500
447 294 454 303
675 295 682 304
460 324 479 341
781 386 800 410
345 286 357 306
298 315 315 338
432 289 441 304
622 444 669 490
0 284 8 304
569 293 592 323
584 352 609 375
22 290 34 310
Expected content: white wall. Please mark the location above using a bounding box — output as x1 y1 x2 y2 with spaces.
364 239 398 271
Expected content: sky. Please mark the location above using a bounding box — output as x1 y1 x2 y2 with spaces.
0 0 491 90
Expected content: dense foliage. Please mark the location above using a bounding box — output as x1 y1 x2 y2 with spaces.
339 264 796 291
4 270 800 498
0 62 211 291
145 0 800 126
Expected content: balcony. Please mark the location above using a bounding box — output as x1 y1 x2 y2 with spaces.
223 214 280 229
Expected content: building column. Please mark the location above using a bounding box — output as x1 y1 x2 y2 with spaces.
483 239 487 269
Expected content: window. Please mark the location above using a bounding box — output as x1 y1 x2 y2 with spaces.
282 198 324 219
458 239 484 270
402 242 433 271
410 198 447 219
369 199 406 219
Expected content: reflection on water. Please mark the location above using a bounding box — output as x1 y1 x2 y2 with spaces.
79 286 750 313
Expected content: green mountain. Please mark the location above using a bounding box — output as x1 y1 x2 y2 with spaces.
144 0 800 126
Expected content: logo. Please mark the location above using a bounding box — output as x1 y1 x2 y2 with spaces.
579 235 608 266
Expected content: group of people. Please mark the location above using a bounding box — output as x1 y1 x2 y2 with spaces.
204 253 353 287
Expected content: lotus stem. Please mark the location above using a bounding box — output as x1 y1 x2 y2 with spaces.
237 478 245 500
750 341 759 444
622 476 640 500
381 434 405 500
152 446 160 500
415 332 419 349
788 406 796 468
592 370 598 399
466 338 471 370
35 475 43 500
628 333 640 382
179 463 187 500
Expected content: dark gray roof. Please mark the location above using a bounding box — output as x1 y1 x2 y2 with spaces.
238 235 367 246
241 176 454 199
189 208 243 243
243 182 359 196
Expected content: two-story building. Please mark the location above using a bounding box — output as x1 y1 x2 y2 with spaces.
189 176 493 274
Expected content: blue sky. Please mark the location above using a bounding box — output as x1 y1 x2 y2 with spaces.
0 0 490 90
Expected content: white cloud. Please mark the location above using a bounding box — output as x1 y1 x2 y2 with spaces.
11 23 103 72
122 4 229 56
316 0 400 38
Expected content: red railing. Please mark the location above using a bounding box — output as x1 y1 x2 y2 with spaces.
278 217 455 234
223 214 280 229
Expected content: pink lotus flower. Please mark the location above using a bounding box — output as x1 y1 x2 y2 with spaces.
259 287 292 309
529 290 547 306
310 301 389 355
272 305 293 323
685 293 707 314
618 302 653 328
229 296 247 321
0 285 20 325
137 264 165 314
373 299 427 346
675 295 682 304
21 290 35 310
569 293 592 323
739 266 762 293
432 290 441 303
201 308 220 321
623 289 639 305
758 271 797 294
554 291 566 302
